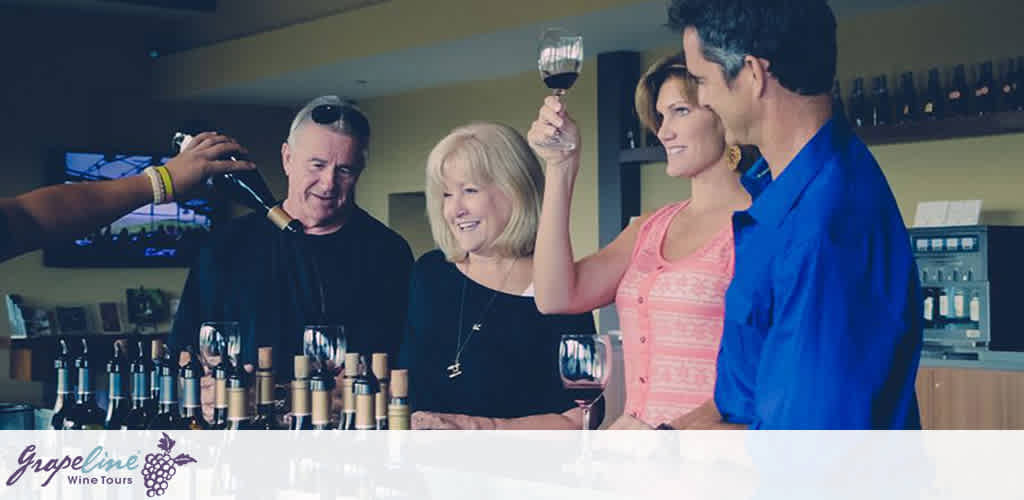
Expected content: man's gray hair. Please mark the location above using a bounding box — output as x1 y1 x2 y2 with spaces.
287 95 371 163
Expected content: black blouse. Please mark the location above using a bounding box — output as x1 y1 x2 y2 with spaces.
398 250 596 419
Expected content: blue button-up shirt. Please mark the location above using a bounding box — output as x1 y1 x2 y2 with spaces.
716 118 922 429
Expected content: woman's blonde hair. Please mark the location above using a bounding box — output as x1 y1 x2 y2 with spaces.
634 53 700 134
425 122 545 262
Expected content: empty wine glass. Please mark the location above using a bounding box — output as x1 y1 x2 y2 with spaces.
225 328 243 370
536 28 584 151
302 325 347 376
198 321 237 374
559 334 611 431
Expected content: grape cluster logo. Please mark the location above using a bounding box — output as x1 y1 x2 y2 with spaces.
142 433 196 497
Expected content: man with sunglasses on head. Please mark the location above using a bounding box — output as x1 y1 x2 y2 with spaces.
169 96 414 415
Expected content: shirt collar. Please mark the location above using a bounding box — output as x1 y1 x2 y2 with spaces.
744 117 849 228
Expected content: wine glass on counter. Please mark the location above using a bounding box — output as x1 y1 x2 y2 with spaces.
198 321 236 374
536 28 584 151
302 325 347 378
558 333 612 431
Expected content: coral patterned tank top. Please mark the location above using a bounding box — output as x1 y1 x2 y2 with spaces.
614 200 734 425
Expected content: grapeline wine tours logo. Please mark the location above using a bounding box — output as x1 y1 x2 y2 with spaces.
5 432 196 498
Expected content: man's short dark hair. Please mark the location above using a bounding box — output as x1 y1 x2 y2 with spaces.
667 0 837 96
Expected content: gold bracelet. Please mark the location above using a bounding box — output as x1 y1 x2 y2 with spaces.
143 167 166 204
155 165 175 202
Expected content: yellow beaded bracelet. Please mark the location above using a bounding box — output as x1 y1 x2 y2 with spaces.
155 165 175 202
143 167 166 204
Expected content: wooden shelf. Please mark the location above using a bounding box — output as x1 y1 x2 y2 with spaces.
618 110 1024 166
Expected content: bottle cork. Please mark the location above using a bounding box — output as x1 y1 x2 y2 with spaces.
344 353 360 377
390 369 408 398
293 355 310 379
372 353 389 380
258 346 273 370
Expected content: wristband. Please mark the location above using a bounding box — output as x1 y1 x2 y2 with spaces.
155 165 175 202
143 167 166 204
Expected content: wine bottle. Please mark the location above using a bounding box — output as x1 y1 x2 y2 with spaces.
148 346 180 430
178 347 209 430
1016 56 1024 111
831 80 846 122
849 77 867 128
226 358 254 430
172 132 303 233
252 346 283 430
1000 59 1016 112
104 342 130 430
871 75 892 126
922 68 944 120
340 352 359 430
69 338 106 430
50 338 76 430
372 354 389 430
147 339 163 418
290 355 313 431
948 64 969 116
387 369 410 430
896 72 918 124
309 363 332 431
122 340 152 430
353 356 378 431
975 61 995 115
210 357 229 430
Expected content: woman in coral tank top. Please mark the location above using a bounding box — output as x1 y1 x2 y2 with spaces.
528 54 759 429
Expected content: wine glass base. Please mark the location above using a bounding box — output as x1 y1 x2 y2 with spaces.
536 140 577 152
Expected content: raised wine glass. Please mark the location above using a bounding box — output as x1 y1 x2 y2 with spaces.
559 334 611 431
536 28 584 151
198 321 237 374
302 325 347 377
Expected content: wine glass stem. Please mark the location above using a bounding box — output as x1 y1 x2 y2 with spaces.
581 404 591 431
553 89 566 97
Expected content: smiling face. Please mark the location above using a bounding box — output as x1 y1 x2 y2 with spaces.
655 76 728 178
682 27 756 146
440 160 513 258
281 123 362 232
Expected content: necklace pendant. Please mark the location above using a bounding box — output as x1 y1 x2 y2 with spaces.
471 323 482 332
447 362 462 379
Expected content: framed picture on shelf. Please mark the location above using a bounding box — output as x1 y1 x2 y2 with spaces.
56 306 88 334
99 302 123 333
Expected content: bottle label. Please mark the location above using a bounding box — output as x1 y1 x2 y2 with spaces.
923 297 934 321
355 394 375 429
215 378 228 409
258 372 274 405
954 293 965 318
311 389 329 426
57 369 70 395
131 372 148 399
939 294 950 317
227 387 248 421
109 373 123 400
342 380 356 412
292 381 311 415
78 369 92 395
160 375 177 404
375 382 388 419
970 297 981 322
183 378 201 408
387 404 410 430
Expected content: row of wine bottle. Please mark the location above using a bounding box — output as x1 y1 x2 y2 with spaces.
49 338 409 431
835 58 1024 127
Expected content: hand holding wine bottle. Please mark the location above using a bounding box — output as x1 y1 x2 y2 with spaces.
164 131 255 198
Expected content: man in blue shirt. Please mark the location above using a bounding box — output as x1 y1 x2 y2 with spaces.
669 0 922 428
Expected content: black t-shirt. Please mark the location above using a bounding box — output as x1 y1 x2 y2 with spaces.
398 250 597 419
169 206 414 378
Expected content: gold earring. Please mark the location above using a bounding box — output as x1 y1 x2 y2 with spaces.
727 145 742 171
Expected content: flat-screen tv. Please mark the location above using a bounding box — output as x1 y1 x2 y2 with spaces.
44 150 220 268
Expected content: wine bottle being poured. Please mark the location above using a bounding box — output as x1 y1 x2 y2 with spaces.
171 132 304 233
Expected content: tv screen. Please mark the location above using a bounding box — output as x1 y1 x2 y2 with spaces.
43 151 219 268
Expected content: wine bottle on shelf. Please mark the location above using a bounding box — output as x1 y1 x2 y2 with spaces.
50 338 76 430
353 356 379 431
180 347 209 430
1015 56 1024 111
148 346 181 430
1000 59 1016 112
309 362 332 431
172 132 303 233
871 75 892 126
922 68 944 120
831 80 846 122
896 72 918 124
849 77 867 127
252 346 284 430
123 340 152 430
104 342 130 430
226 357 254 430
947 64 969 116
147 339 164 418
974 61 995 115
69 338 106 430
210 356 229 430
290 355 313 431
372 353 389 430
387 369 410 430
340 352 359 430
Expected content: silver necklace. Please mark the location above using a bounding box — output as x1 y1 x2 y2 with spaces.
448 256 519 379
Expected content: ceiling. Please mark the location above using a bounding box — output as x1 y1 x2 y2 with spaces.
1 0 952 107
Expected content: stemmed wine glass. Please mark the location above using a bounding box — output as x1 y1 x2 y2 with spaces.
302 325 347 377
198 321 237 374
536 28 584 151
559 334 611 431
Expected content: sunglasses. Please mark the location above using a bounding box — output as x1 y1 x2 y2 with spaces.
310 103 370 137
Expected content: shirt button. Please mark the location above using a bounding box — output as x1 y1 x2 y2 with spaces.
656 265 664 271
639 377 647 384
630 410 639 418
640 336 647 344
638 297 644 304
